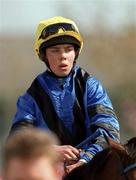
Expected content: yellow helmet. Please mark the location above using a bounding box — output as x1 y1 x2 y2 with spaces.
34 16 83 61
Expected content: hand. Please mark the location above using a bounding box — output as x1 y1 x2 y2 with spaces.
65 161 85 175
53 145 80 163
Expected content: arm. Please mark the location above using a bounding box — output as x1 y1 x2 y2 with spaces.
10 92 47 134
79 77 120 162
65 77 120 174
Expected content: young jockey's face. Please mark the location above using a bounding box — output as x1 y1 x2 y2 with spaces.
3 157 63 180
46 44 76 77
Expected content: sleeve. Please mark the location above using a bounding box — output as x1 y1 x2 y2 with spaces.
10 92 48 134
79 77 120 162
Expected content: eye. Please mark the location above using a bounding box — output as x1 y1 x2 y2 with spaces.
65 46 74 52
51 48 59 53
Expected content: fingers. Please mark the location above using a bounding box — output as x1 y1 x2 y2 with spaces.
53 145 80 162
63 145 80 159
64 154 78 162
65 161 85 175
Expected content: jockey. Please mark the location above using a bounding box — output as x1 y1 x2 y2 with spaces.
10 16 120 173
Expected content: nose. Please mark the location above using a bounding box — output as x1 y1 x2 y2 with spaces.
60 50 67 60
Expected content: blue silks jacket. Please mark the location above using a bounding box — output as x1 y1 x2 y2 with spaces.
11 65 120 162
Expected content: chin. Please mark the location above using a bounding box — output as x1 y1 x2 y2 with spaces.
60 72 70 77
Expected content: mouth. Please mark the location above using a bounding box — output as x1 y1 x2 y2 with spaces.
59 64 68 70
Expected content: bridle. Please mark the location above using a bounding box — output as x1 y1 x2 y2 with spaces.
121 161 136 180
124 163 136 174
121 144 136 180
111 149 136 180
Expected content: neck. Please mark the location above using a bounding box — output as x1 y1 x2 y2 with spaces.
46 69 68 78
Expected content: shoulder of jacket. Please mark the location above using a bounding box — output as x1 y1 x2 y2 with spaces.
75 66 93 81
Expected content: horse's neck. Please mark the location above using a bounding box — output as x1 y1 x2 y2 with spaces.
103 151 126 180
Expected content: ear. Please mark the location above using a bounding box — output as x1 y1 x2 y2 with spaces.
103 135 126 158
103 133 110 145
74 49 79 60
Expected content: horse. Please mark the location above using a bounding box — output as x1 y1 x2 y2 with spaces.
64 136 136 180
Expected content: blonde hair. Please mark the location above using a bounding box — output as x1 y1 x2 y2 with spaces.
2 128 60 168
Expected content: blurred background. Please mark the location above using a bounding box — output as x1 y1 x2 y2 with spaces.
0 0 136 147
